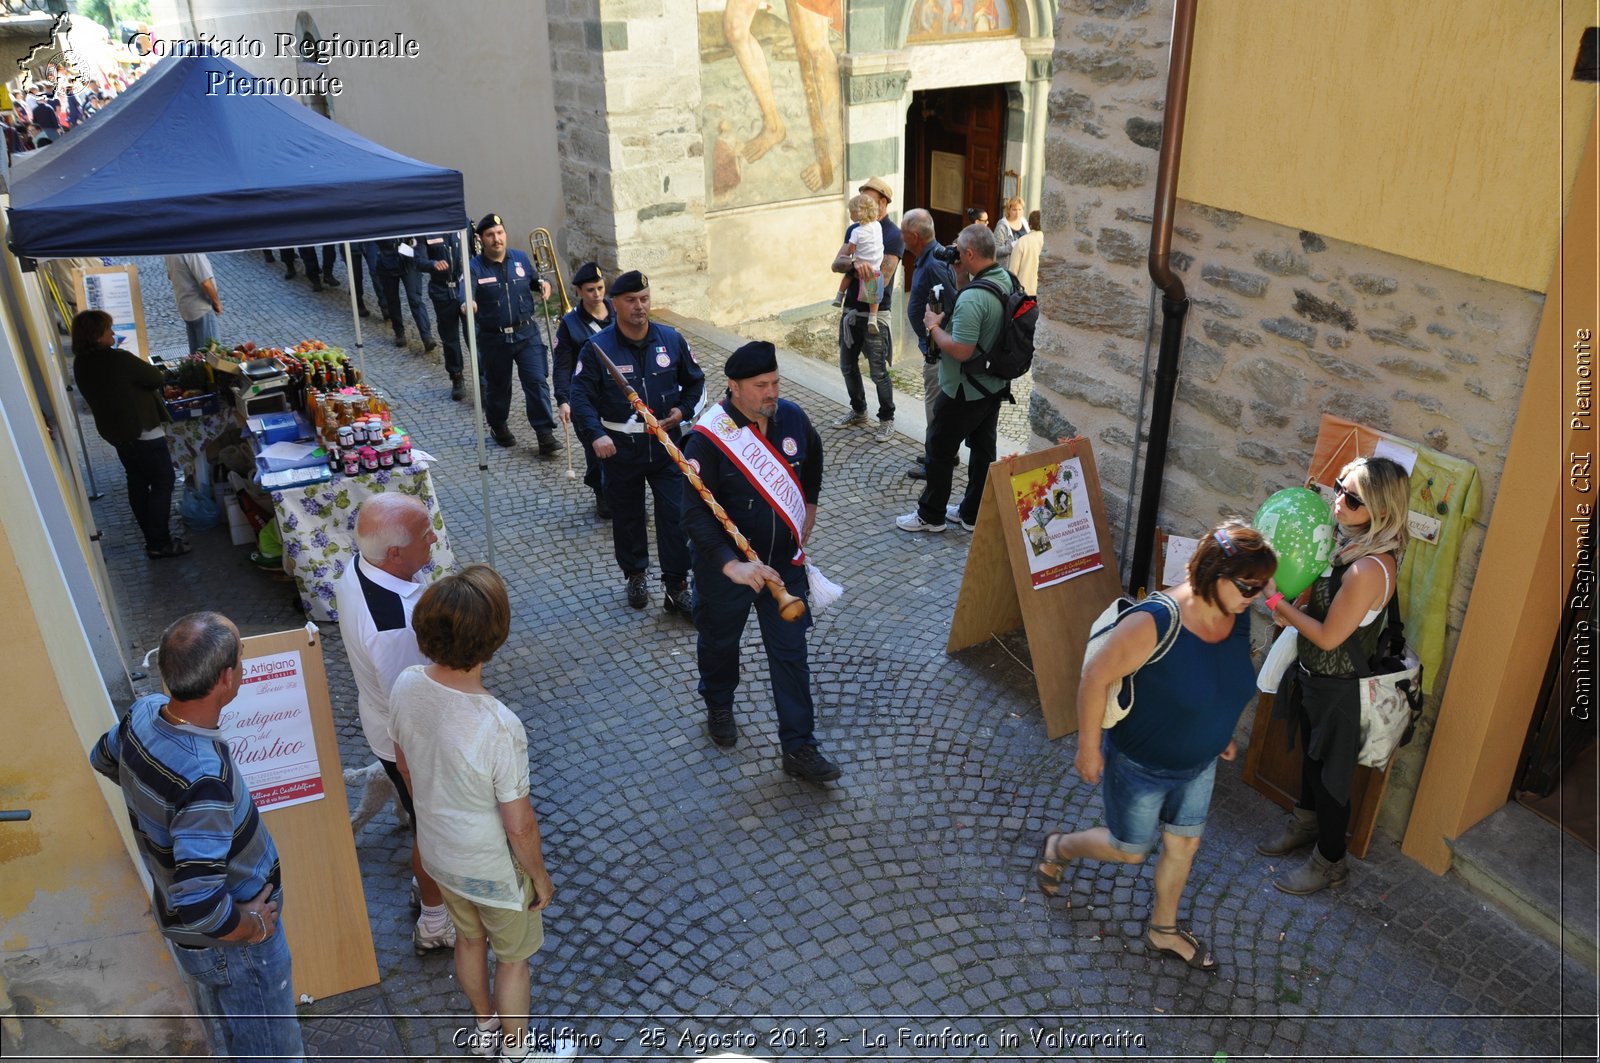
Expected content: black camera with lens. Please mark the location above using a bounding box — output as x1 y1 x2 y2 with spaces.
931 244 961 264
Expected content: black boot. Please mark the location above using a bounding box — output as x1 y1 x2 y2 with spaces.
663 578 693 618
449 374 464 401
706 704 737 748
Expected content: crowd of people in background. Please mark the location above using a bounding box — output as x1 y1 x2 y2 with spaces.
4 60 145 158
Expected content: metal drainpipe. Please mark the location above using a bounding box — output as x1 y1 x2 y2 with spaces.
1128 0 1198 595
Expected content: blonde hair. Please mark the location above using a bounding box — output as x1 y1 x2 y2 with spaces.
849 192 881 223
1004 196 1025 212
1334 456 1410 565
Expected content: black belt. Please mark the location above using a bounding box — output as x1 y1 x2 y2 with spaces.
497 318 537 336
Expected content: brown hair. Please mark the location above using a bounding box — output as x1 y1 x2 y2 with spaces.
413 564 511 671
71 309 113 356
1187 519 1277 608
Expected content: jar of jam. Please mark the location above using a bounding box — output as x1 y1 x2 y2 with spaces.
358 445 379 472
377 443 395 469
342 450 361 476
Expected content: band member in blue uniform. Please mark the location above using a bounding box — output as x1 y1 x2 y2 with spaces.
462 213 559 454
569 271 705 614
553 262 613 519
680 341 842 783
422 232 467 400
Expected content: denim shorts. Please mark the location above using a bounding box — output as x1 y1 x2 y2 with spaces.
1101 737 1217 855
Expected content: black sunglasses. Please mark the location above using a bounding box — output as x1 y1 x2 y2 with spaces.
1335 482 1365 509
1229 576 1267 598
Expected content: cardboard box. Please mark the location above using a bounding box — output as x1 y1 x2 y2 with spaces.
224 495 254 547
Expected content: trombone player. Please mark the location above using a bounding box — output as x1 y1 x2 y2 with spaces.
461 213 560 454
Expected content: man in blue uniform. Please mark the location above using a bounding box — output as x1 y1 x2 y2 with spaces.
553 262 613 518
376 237 437 353
680 341 842 783
569 271 704 613
464 214 559 454
422 232 467 400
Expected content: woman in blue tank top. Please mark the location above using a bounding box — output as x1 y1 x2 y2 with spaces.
1035 521 1275 972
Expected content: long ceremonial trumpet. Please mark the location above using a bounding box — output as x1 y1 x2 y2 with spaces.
591 350 806 622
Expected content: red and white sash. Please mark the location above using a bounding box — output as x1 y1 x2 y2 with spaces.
691 401 807 562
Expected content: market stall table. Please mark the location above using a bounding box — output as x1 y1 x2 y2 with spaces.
271 460 454 621
166 405 237 480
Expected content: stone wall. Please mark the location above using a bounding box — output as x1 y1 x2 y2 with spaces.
1033 0 1545 834
551 0 711 313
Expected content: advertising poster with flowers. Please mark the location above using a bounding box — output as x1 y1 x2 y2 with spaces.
1010 455 1103 589
219 649 324 812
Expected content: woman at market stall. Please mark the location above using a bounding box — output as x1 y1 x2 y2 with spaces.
71 310 189 559
1035 521 1274 972
1258 455 1411 895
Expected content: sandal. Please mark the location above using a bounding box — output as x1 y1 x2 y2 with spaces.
1034 832 1074 897
1145 923 1219 972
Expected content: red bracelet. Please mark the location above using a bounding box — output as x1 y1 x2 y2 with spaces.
1264 592 1285 611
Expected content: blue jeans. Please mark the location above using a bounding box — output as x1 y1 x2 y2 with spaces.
479 335 554 432
171 919 304 1062
837 309 894 421
693 553 816 752
184 313 218 354
1100 738 1216 856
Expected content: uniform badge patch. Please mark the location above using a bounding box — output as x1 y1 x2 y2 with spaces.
688 458 701 474
782 437 798 456
515 264 525 277
656 353 671 368
617 364 634 374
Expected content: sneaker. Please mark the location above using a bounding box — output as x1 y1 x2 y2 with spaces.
944 504 976 531
491 426 517 448
626 573 648 609
450 374 465 401
412 918 456 955
895 511 946 534
536 431 561 456
465 1015 502 1058
782 744 842 782
830 410 868 429
830 291 846 308
706 704 737 748
502 1021 579 1061
663 578 694 617
874 419 895 443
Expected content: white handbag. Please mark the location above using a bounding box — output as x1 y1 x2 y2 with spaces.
1082 591 1181 729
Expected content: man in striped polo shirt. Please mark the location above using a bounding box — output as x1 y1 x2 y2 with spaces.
91 612 304 1062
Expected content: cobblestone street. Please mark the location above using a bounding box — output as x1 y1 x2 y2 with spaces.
79 250 1597 1061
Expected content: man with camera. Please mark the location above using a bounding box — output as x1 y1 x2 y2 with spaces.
900 209 957 482
895 224 1011 534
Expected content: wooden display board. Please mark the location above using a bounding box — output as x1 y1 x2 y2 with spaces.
72 263 149 362
239 626 378 1001
947 438 1125 739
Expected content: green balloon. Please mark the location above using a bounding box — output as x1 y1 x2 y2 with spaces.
1253 487 1335 598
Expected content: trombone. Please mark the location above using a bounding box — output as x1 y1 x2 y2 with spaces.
528 228 571 365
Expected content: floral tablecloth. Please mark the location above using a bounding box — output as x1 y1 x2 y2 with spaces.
269 462 456 622
167 409 238 480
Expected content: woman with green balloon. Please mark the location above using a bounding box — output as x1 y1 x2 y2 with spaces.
1254 456 1412 895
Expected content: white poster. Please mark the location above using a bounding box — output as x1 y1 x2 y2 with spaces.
220 649 325 812
80 268 144 361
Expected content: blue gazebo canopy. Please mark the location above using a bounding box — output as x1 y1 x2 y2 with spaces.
6 48 467 258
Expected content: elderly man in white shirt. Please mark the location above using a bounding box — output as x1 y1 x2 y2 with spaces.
335 493 456 954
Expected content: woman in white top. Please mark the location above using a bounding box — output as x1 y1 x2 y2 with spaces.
1257 456 1411 895
391 565 565 1061
992 196 1029 267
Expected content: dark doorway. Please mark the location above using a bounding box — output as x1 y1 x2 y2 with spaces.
1514 512 1598 852
903 85 1008 245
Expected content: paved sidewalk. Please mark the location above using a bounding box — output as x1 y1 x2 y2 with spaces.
76 251 1596 1060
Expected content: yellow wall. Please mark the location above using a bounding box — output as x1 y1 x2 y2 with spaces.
1180 0 1595 292
0 516 199 1047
